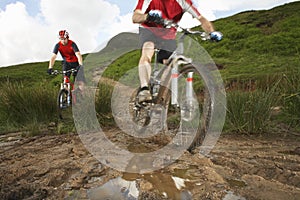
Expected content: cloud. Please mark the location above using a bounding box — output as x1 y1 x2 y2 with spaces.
179 0 297 29
0 0 136 67
196 0 297 20
0 2 50 66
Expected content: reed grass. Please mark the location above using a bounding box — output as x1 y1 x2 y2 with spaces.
0 82 57 133
224 80 279 134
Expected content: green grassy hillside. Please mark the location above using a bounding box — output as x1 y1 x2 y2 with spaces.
207 1 300 80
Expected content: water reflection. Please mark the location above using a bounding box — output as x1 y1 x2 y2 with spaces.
87 173 192 200
87 177 138 200
223 191 246 200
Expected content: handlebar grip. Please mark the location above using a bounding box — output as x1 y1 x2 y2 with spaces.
51 70 59 75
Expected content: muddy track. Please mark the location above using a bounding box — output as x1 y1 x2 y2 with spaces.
0 130 299 200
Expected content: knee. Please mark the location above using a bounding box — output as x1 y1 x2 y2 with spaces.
140 42 155 63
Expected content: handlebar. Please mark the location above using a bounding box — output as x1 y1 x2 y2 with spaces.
51 69 77 75
163 19 211 41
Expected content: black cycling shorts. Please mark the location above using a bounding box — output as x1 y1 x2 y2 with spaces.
62 61 86 82
139 27 177 64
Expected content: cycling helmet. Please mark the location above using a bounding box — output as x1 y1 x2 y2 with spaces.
58 30 69 39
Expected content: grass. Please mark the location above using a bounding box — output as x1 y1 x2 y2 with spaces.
278 70 300 128
224 86 279 134
0 82 57 133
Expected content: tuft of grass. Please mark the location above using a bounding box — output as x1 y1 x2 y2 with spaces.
95 81 115 127
0 82 57 133
280 71 300 127
224 81 279 134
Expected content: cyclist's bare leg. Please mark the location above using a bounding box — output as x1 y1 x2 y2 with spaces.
138 41 155 88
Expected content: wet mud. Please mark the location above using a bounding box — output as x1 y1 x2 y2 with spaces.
0 131 299 199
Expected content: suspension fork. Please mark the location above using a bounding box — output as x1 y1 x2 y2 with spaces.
171 63 179 106
171 56 193 106
62 75 72 105
171 67 194 106
186 72 194 100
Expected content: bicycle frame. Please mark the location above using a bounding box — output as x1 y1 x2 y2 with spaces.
52 69 77 118
149 25 206 108
61 75 74 106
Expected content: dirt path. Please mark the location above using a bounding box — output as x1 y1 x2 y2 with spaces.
0 131 299 200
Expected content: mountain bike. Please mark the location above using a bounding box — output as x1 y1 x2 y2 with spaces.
51 69 78 119
127 20 223 151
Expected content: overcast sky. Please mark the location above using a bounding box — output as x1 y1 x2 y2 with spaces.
0 0 297 67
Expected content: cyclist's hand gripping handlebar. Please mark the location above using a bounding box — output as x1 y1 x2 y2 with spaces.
47 68 53 75
146 10 164 24
162 19 223 42
209 31 223 42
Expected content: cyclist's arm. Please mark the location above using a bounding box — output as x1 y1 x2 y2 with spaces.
180 0 215 33
75 51 83 66
49 43 59 69
49 53 57 69
72 42 83 66
198 15 215 33
132 9 147 24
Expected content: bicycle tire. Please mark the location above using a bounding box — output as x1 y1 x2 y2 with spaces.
177 64 213 151
127 63 212 151
57 88 70 119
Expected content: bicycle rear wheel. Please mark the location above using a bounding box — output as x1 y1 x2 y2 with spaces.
57 88 70 119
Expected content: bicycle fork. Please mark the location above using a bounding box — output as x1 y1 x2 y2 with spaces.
171 57 198 121
61 76 72 106
171 56 193 106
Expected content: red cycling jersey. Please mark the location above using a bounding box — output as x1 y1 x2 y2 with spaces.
134 0 201 39
53 40 79 63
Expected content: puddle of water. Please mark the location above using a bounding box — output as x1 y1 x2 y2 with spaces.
223 191 246 200
87 172 193 200
87 177 139 200
172 165 198 179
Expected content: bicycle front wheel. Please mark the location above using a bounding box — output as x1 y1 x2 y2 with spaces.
57 88 70 119
164 63 215 152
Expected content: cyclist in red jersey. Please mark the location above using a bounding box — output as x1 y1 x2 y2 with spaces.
48 30 85 90
132 0 223 102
